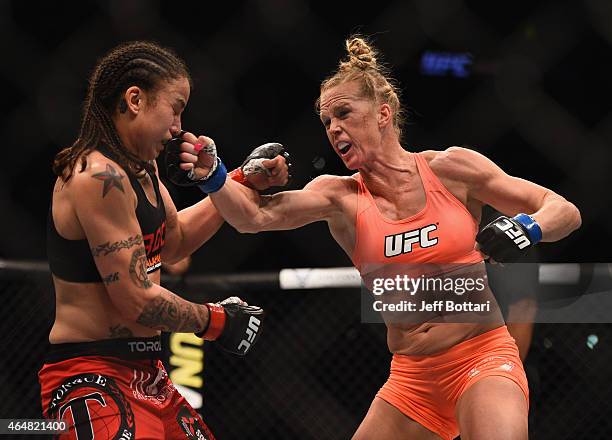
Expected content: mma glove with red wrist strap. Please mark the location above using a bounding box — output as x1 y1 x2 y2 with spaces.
197 297 264 356
476 213 543 263
235 142 292 185
164 132 290 191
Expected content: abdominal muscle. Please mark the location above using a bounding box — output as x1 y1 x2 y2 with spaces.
49 272 161 343
386 321 503 356
382 265 506 355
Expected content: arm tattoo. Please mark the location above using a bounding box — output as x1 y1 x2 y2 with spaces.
92 164 125 197
91 235 143 257
129 247 153 289
136 292 208 332
102 272 120 285
109 324 134 338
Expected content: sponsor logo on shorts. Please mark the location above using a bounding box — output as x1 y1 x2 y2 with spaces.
129 366 174 404
127 340 162 353
177 406 214 440
47 373 135 440
466 357 517 379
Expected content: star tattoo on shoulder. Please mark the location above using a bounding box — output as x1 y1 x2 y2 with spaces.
92 164 125 197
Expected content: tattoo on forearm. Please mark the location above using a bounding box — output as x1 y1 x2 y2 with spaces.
91 235 143 257
92 164 125 197
109 324 134 338
102 272 120 285
129 247 153 289
136 292 208 332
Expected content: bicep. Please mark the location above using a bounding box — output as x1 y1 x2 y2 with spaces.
475 173 551 216
73 171 151 318
158 175 225 261
156 176 181 257
452 148 552 215
256 192 329 230
254 176 339 231
150 161 181 258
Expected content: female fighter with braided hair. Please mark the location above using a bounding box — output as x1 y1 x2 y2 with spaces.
42 41 287 439
182 36 581 439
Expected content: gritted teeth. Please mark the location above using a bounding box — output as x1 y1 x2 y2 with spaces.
338 142 352 154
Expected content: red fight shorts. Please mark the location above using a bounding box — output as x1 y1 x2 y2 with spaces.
39 336 215 440
377 326 529 440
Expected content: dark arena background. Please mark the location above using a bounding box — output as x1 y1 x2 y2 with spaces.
1 0 612 439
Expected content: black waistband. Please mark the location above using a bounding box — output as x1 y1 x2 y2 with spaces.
45 336 163 363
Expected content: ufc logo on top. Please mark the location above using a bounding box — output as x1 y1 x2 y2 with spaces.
385 224 438 257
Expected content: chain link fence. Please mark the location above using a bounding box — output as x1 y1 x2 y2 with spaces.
2 261 612 439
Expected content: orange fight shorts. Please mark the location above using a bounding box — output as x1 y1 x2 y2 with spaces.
376 326 529 440
39 336 215 440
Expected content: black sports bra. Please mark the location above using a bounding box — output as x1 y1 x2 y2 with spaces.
47 152 166 283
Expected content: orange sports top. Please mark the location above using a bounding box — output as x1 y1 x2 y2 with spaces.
351 152 482 276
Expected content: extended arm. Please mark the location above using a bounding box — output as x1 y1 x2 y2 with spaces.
160 132 290 262
166 131 332 234
209 174 343 233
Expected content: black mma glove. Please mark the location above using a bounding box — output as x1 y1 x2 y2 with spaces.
476 213 543 263
165 130 219 186
165 130 227 194
228 143 292 188
197 297 264 356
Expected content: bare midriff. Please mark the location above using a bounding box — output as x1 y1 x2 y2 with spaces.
386 321 503 356
49 272 161 343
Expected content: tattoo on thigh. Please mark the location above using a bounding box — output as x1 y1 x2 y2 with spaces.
91 235 143 257
109 324 134 338
92 164 125 197
129 247 152 289
102 272 120 285
136 293 207 332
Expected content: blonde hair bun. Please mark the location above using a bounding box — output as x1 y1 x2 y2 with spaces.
339 37 378 71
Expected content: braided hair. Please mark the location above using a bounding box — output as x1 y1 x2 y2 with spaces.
53 41 192 181
316 36 406 140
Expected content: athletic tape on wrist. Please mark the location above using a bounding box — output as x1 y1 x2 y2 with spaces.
197 158 227 193
229 167 254 188
199 303 226 340
514 213 542 243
